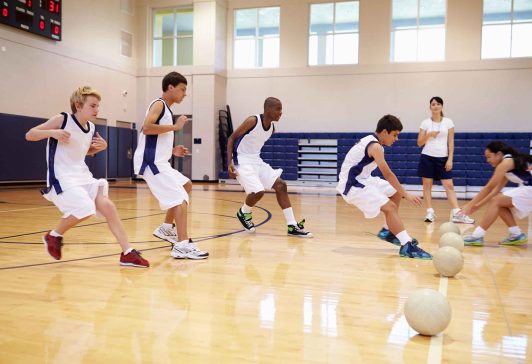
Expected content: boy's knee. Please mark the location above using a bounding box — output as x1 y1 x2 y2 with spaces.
251 191 265 199
381 200 397 213
273 179 287 191
184 181 192 194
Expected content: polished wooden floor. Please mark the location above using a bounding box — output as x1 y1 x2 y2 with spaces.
0 181 530 363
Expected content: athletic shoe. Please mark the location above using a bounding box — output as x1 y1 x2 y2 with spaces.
377 227 400 246
424 210 436 223
170 239 209 260
43 231 63 260
399 239 432 259
120 249 149 268
287 219 313 238
463 234 484 246
499 233 528 246
237 208 256 232
153 224 178 245
452 212 475 224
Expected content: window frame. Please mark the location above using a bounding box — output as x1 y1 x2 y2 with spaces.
152 7 194 67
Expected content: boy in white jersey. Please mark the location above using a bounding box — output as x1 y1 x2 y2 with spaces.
461 141 531 246
227 97 312 237
133 71 208 259
25 86 149 267
337 115 432 259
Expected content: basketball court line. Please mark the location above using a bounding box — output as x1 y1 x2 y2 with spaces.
426 276 448 364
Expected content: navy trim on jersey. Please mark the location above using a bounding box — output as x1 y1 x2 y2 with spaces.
40 112 69 195
343 140 379 195
139 100 167 176
71 113 91 134
260 114 273 132
232 116 258 165
504 154 532 186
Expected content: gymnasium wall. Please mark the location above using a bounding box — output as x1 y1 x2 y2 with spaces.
225 0 532 133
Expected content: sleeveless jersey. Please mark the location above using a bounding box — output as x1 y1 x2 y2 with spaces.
337 134 382 195
134 99 175 175
42 112 96 195
234 114 275 165
503 154 532 186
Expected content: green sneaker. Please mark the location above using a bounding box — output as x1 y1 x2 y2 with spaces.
499 233 528 246
288 219 313 238
464 234 484 246
236 208 256 232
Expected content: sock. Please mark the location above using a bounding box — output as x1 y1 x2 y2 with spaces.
472 226 486 238
241 204 252 213
177 239 189 245
383 221 389 230
124 247 133 255
162 223 173 229
451 208 460 214
283 207 297 226
509 226 522 236
50 230 62 237
427 208 435 213
396 230 412 246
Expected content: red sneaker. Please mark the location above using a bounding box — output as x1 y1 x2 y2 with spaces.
120 249 149 268
43 231 63 260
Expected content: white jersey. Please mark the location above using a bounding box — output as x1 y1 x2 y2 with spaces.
234 114 275 165
43 113 96 194
134 99 175 175
503 154 532 186
419 117 454 158
337 135 382 195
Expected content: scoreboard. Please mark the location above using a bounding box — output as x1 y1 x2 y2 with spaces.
0 0 61 41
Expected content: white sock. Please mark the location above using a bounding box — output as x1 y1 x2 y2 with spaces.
396 230 412 246
451 208 460 214
509 226 522 236
241 204 252 213
176 239 189 245
124 247 133 255
50 230 62 237
283 207 297 226
383 221 389 230
427 208 435 213
162 223 173 229
472 226 486 238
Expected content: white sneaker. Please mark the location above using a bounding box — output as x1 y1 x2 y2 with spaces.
424 210 436 223
452 212 475 224
170 239 209 260
153 224 178 245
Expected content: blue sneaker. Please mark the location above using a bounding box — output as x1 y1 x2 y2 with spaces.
377 228 400 246
499 233 527 246
464 234 483 246
399 239 432 259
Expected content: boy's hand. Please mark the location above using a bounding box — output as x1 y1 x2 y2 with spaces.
172 145 189 157
54 130 71 143
91 132 107 151
404 193 422 207
228 161 238 179
174 115 188 130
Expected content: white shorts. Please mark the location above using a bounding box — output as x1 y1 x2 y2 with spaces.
141 167 190 210
503 186 532 220
341 176 397 218
236 161 283 194
43 179 109 219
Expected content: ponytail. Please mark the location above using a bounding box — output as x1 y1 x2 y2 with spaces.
486 141 532 172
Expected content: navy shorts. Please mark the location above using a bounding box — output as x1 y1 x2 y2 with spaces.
417 154 452 180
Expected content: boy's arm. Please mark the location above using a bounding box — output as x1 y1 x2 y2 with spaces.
226 116 258 178
142 101 187 135
25 114 70 142
369 143 422 207
461 159 512 214
87 132 107 156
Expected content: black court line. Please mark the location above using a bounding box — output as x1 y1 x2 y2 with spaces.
0 203 272 270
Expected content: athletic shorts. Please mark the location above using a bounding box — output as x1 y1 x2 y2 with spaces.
43 179 109 219
503 186 532 220
236 161 283 194
341 176 397 218
141 167 190 210
417 154 452 180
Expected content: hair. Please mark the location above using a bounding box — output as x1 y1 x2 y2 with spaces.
430 96 444 117
486 141 532 172
376 114 403 133
264 97 281 110
162 71 188 92
70 86 101 113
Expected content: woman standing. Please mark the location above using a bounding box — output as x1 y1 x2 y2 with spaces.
417 96 474 224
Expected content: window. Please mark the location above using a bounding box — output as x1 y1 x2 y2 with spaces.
234 7 280 69
391 0 446 62
482 0 532 58
309 1 359 65
152 8 193 67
